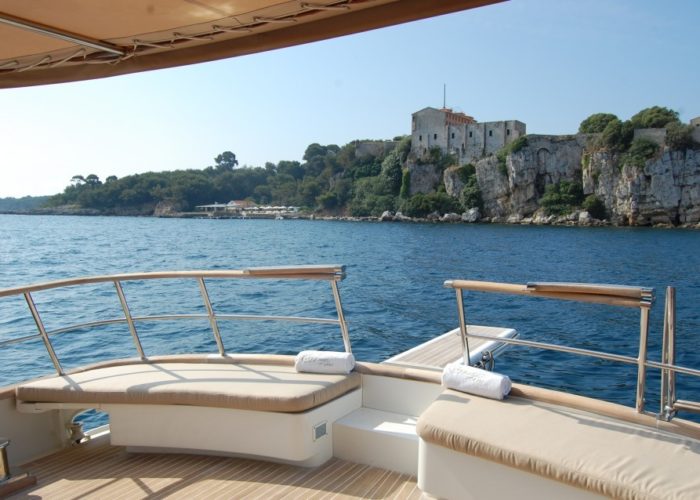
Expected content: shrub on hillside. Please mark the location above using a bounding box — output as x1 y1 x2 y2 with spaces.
665 122 697 150
418 147 457 171
457 164 476 183
582 194 606 220
494 136 528 177
621 138 659 168
540 181 584 215
399 169 411 199
598 118 634 152
629 106 680 129
460 177 483 211
400 192 461 218
579 113 619 134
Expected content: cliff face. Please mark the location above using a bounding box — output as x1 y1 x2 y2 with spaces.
464 135 700 225
584 149 700 225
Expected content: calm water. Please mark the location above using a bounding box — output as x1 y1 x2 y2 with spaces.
1 214 699 419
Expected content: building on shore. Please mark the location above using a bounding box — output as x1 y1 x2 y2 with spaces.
692 117 700 143
195 201 299 218
411 106 526 164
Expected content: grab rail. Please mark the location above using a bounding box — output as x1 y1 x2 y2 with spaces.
444 279 700 421
0 265 351 377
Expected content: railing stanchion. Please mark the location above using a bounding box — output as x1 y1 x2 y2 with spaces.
24 292 63 375
660 299 670 418
455 288 470 365
114 280 146 359
663 287 677 417
330 281 352 353
635 306 651 414
198 277 226 356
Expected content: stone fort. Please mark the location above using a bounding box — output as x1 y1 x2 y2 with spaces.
411 107 526 164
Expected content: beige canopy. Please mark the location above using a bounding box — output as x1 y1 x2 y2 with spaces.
0 0 502 88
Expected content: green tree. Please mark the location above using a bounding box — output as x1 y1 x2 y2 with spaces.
85 174 101 186
395 135 412 163
214 151 239 171
277 160 304 180
629 106 680 129
598 118 634 152
317 192 338 210
579 113 619 134
299 177 323 207
665 122 696 150
70 175 85 186
348 176 395 216
379 151 403 195
303 143 338 161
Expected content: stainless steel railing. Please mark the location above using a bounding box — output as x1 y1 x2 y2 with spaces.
444 279 700 421
0 265 351 377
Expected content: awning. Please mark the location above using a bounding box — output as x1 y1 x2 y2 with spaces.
0 0 503 88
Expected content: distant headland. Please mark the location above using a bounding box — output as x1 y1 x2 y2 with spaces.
3 105 700 228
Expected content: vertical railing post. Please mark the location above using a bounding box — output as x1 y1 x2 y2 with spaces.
455 288 470 366
660 287 676 419
24 292 64 376
198 277 226 356
113 280 146 360
635 305 651 413
330 281 352 353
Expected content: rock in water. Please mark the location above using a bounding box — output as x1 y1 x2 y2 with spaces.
441 212 461 222
461 208 481 223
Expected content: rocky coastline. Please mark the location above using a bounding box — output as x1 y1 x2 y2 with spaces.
5 204 699 228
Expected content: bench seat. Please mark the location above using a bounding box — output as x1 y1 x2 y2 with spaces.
15 361 361 413
417 389 700 499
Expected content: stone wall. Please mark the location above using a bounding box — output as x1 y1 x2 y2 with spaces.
692 117 700 143
633 128 667 146
354 140 398 159
463 120 526 164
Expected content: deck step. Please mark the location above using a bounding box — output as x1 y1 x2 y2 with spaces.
333 407 418 475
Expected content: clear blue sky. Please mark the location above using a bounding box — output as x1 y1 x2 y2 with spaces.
1 0 699 197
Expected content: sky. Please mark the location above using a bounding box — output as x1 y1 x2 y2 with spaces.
1 0 699 198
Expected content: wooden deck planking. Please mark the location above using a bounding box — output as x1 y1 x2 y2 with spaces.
384 325 510 369
11 436 420 499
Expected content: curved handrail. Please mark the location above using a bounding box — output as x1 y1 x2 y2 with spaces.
0 265 345 298
445 279 700 421
0 265 351 377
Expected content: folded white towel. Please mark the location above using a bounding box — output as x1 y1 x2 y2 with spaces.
295 350 355 374
442 361 511 400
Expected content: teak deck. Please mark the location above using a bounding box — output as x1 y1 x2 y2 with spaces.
7 329 507 498
11 435 420 499
383 325 509 369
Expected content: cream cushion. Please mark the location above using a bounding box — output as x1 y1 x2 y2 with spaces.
15 362 360 413
417 390 700 499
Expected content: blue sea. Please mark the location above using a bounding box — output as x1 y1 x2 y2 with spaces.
1 214 699 422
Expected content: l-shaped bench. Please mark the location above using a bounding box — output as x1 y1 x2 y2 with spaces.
15 355 362 466
13 355 700 498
